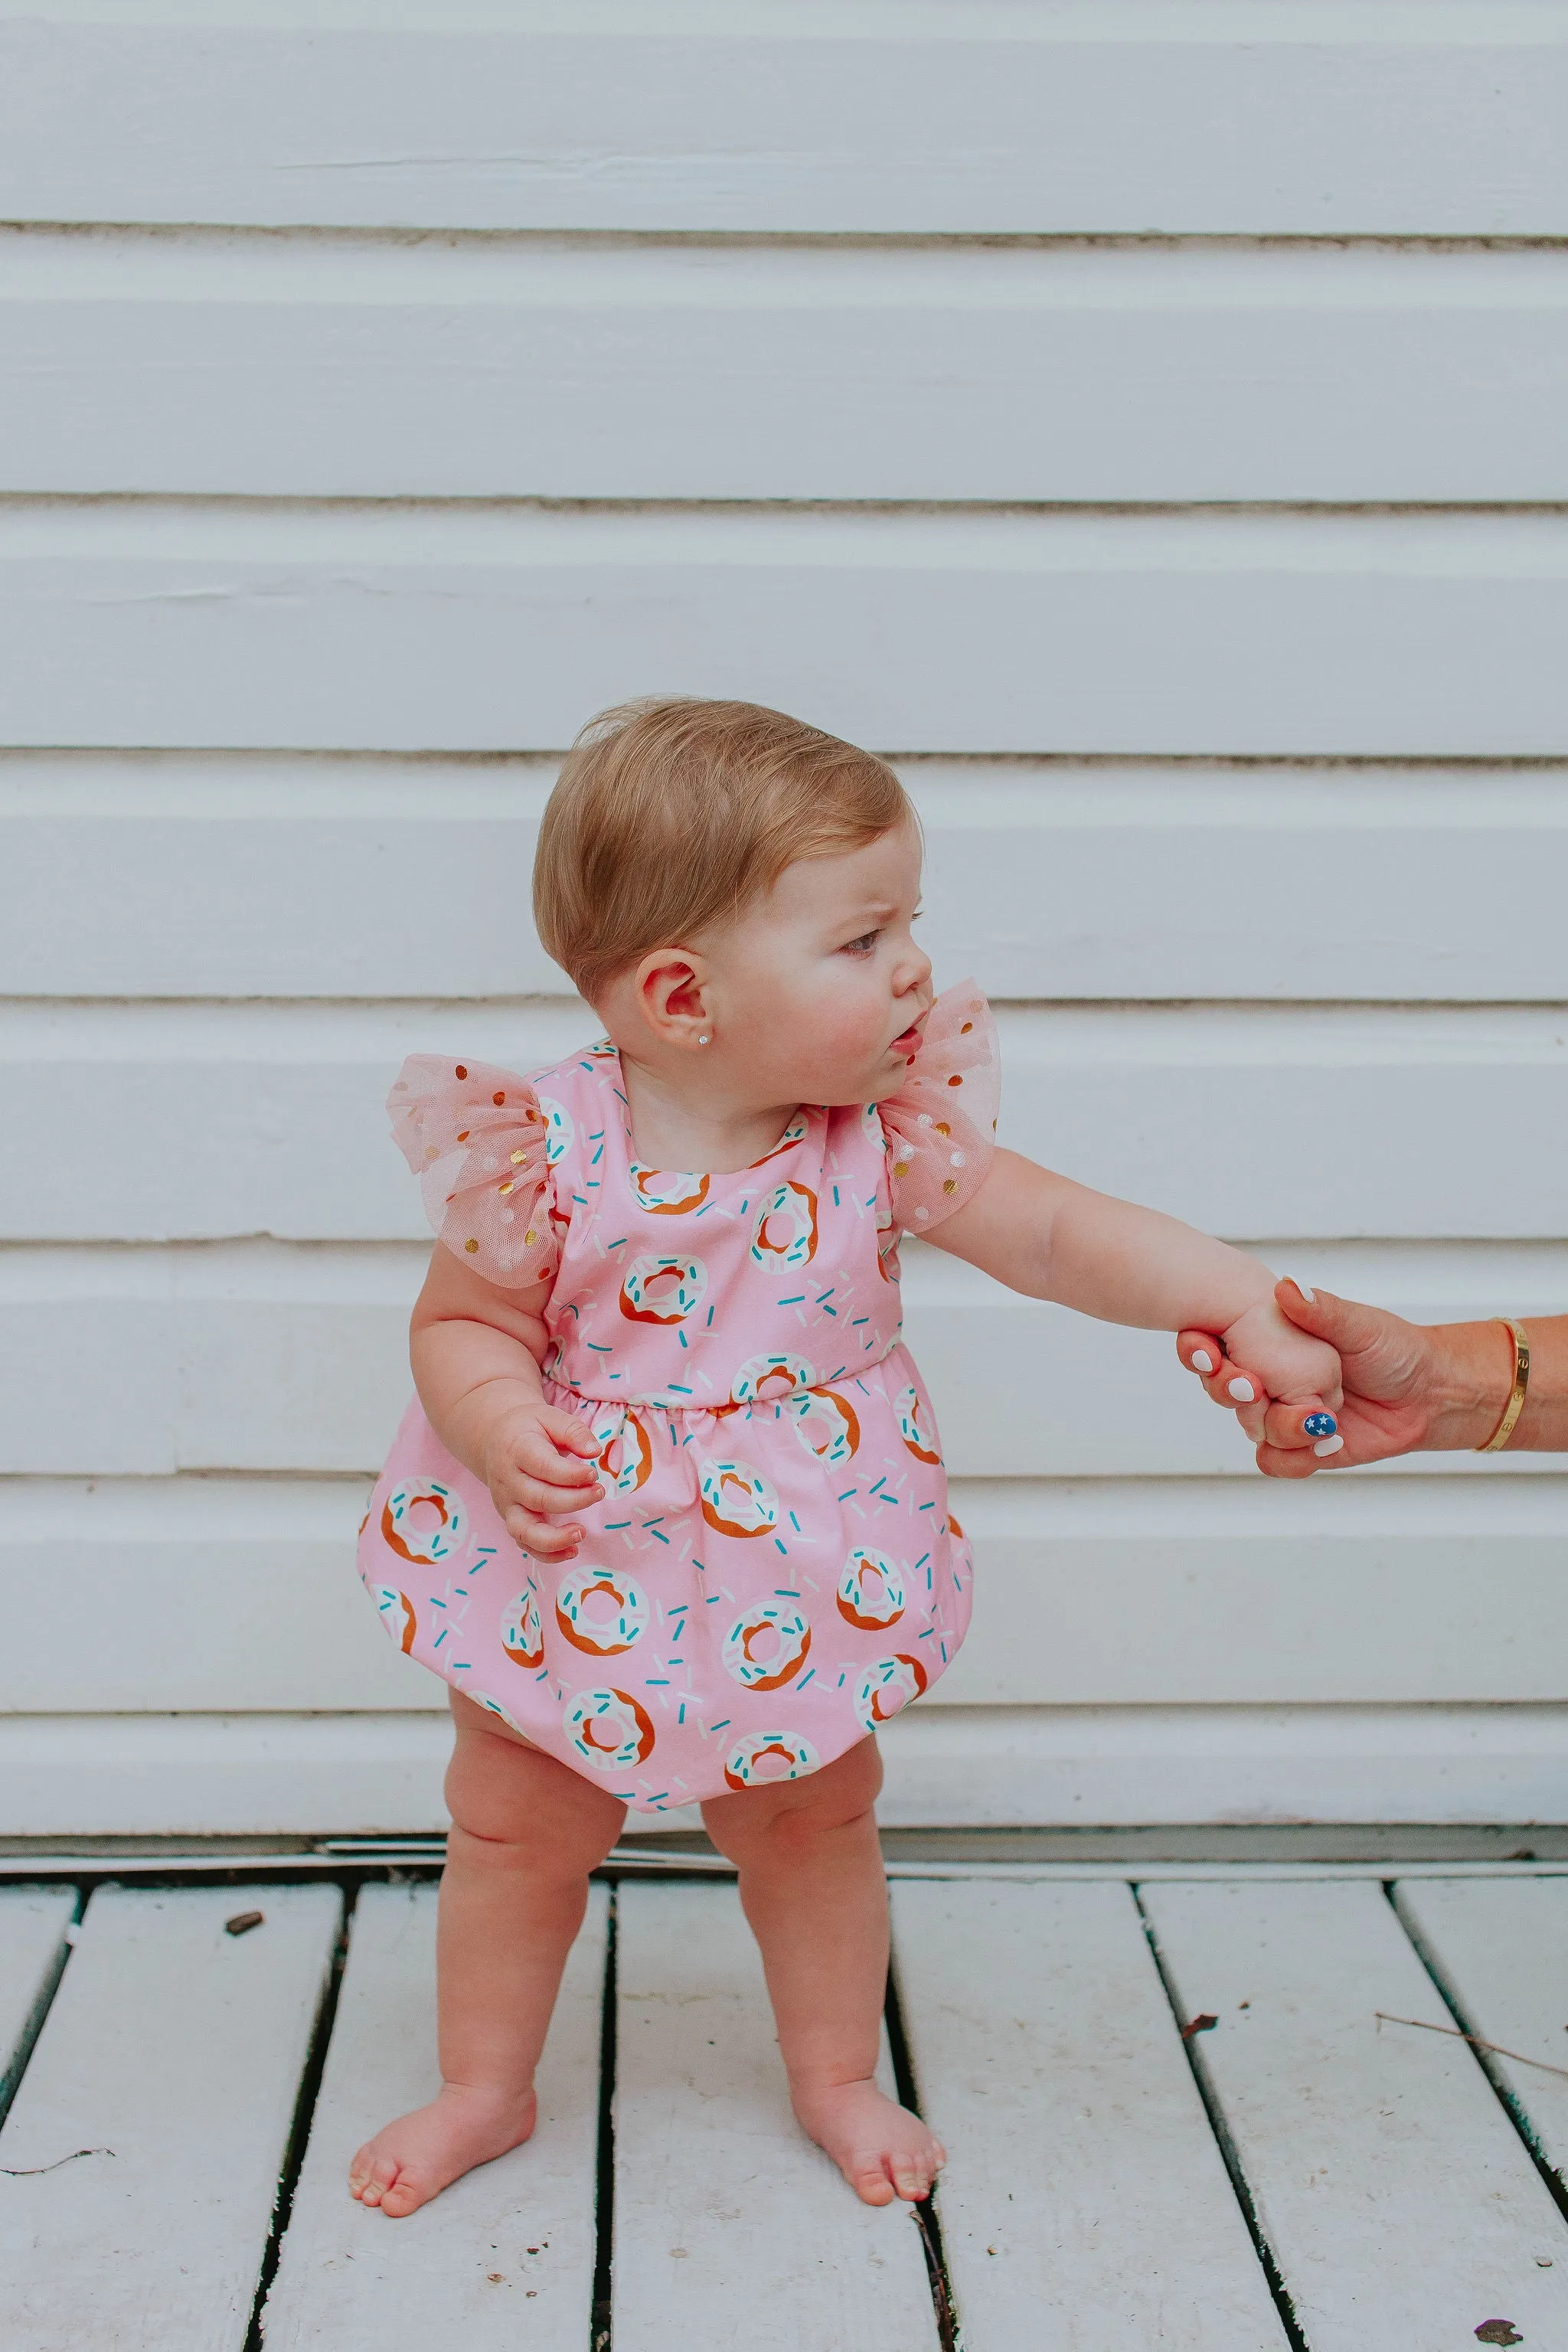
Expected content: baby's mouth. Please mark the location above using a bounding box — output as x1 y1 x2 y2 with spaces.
890 1018 925 1057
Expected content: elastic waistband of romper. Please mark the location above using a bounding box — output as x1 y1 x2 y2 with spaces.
543 1349 903 1413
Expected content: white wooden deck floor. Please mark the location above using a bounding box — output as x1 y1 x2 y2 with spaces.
2 1864 1566 2351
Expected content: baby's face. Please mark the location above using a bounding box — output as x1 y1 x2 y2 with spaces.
701 819 933 1107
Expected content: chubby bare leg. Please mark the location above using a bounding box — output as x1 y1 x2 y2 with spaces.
348 1690 625 2216
701 1736 944 2207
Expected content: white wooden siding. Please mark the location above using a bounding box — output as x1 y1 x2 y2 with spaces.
2 0 1566 1834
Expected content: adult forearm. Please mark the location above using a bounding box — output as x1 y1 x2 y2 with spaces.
1425 1314 1568 1452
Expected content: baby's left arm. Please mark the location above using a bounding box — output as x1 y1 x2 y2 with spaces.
930 1149 1341 1418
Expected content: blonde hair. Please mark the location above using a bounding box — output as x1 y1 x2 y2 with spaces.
534 698 913 1002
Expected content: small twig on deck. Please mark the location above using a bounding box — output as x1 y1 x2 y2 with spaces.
1376 2011 1568 2082
0 2147 115 2176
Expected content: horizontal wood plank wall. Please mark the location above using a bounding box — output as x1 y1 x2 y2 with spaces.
2 1 1566 1831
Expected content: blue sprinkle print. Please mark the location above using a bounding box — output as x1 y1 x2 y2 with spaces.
777 1294 805 1307
820 1304 838 1317
832 1185 841 1206
605 1236 628 1251
586 1340 612 1353
918 1499 936 1512
710 1720 731 1733
773 1537 788 1555
919 1627 936 1640
668 1603 688 1617
452 1660 472 1671
913 1553 931 1572
838 1488 858 1503
788 1511 802 1532
774 1588 801 1598
704 1594 722 1605
706 1305 715 1325
678 1704 687 1724
604 1519 632 1531
644 1792 669 1805
475 1544 498 1558
667 1382 693 1395
645 1677 671 1686
648 1527 671 1544
643 1514 665 1527
837 1672 847 1687
430 1596 447 1609
868 1477 886 1495
452 1586 467 1597
797 1668 815 1690
851 1316 870 1328
678 1330 688 1348
433 1628 447 1648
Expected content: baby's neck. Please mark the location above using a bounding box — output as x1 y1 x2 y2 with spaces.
616 1048 800 1175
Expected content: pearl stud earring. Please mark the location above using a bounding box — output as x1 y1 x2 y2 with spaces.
697 1033 710 1044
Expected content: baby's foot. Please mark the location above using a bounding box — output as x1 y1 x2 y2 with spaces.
791 2077 946 2207
348 2081 537 2218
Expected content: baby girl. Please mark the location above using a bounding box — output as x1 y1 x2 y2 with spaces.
349 698 1341 2217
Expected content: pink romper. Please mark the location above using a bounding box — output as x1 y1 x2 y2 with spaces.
357 983 999 1813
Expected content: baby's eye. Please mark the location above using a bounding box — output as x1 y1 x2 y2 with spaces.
841 929 880 956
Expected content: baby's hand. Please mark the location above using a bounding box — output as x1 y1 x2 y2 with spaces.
481 1402 604 1559
1216 1294 1344 1435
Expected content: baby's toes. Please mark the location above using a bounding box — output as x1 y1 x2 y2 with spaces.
376 2167 429 2219
849 2153 899 2207
348 2148 400 2207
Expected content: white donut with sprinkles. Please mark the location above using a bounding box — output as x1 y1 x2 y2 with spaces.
895 1382 942 1465
619 1251 707 1325
629 1161 710 1215
749 1112 809 1168
788 1386 861 1468
698 1457 779 1539
566 1687 656 1771
722 1606 812 1691
836 1547 906 1632
500 1584 544 1670
555 1566 648 1656
591 1406 654 1495
723 1730 820 1790
371 1586 418 1655
381 1479 466 1566
730 1351 816 1406
750 1179 818 1269
853 1653 929 1730
537 1093 575 1166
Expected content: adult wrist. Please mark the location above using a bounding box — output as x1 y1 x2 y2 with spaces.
1425 1320 1516 1451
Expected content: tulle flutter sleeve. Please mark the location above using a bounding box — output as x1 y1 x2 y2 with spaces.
880 982 1000 1237
388 1056 558 1289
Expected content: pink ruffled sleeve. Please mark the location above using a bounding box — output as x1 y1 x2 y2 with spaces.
880 982 1000 1238
387 1056 558 1289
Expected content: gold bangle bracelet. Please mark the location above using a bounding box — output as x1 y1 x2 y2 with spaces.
1476 1318 1530 1452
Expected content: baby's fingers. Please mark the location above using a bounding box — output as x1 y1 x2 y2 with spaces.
501 1503 584 1560
534 1406 605 1465
1259 1394 1345 1459
513 1423 603 1494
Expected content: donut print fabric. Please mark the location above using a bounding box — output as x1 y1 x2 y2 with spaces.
358 983 999 1811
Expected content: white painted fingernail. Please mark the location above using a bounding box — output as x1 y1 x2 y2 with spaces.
1228 1377 1256 1403
1191 1351 1214 1374
1313 1432 1345 1456
1285 1275 1317 1302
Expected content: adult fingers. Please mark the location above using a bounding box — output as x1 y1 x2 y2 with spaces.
1177 1333 1270 1439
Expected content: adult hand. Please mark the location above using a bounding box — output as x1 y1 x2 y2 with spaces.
1177 1279 1449 1477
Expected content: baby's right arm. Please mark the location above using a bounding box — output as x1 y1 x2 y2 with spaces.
410 1244 603 1559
